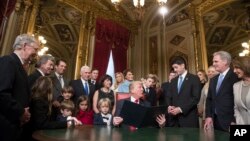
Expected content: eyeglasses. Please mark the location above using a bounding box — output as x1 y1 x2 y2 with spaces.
25 43 39 52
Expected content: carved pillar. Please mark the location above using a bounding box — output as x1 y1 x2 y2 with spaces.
20 0 32 34
27 0 40 34
74 11 87 79
0 0 22 55
189 5 199 72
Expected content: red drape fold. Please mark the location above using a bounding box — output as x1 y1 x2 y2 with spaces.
93 18 130 78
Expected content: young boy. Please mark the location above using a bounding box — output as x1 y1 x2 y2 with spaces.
94 98 112 125
57 100 81 125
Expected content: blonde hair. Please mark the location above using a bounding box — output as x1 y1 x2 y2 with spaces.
98 98 111 110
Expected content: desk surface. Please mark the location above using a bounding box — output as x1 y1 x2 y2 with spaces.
33 125 229 141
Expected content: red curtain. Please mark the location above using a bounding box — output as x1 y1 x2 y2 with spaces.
0 0 16 39
93 18 130 78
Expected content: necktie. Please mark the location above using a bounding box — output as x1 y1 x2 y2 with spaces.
178 76 183 93
84 82 89 95
216 74 224 94
59 75 64 88
134 99 139 104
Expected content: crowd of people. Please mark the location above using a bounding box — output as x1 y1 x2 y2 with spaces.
1 34 250 141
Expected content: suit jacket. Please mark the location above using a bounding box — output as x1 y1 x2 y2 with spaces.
166 73 201 128
206 68 238 131
93 113 112 125
50 73 69 101
0 53 30 140
69 79 95 105
160 81 170 105
143 87 157 106
28 69 43 89
115 97 151 116
233 80 250 124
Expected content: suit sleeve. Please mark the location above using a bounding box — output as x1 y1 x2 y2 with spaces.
180 76 201 115
0 58 24 124
205 79 214 118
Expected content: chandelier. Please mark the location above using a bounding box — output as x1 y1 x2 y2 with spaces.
239 5 250 57
111 0 167 9
239 39 250 57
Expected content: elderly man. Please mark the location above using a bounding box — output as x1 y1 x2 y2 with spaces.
204 51 238 132
28 54 55 88
114 81 166 128
69 65 95 106
0 34 39 140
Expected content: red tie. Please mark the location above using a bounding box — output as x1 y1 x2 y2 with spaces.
134 99 139 104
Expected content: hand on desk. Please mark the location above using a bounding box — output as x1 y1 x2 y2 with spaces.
168 106 182 116
67 117 82 127
156 114 166 128
113 116 123 126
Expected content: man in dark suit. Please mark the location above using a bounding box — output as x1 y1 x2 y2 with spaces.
161 70 177 105
115 81 166 128
166 56 202 128
50 59 68 107
89 68 100 91
69 65 95 106
204 51 238 132
0 34 39 141
142 74 157 106
28 54 55 89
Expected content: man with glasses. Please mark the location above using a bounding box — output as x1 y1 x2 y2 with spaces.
0 34 39 140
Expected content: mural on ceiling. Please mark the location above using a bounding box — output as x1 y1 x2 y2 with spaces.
203 12 219 27
170 35 185 46
209 26 231 45
166 9 189 26
54 24 74 42
64 8 81 24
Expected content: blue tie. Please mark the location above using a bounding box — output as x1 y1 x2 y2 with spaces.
216 74 224 94
178 76 183 93
84 82 89 95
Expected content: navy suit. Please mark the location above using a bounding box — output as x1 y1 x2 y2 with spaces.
166 73 201 128
0 53 30 140
69 79 95 105
206 69 238 131
143 87 157 106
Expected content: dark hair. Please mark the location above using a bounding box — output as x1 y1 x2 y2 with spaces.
61 85 74 94
123 69 132 77
232 56 250 77
75 95 91 115
55 58 67 66
91 68 99 73
171 56 186 67
99 74 113 87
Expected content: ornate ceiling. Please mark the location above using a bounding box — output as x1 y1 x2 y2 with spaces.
36 0 249 62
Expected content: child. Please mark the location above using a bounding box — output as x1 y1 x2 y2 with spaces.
75 96 94 125
94 98 113 125
58 85 74 103
57 100 81 125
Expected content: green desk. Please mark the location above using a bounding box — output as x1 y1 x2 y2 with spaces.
32 125 229 141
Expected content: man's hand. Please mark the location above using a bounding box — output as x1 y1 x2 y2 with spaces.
20 107 31 126
156 114 166 128
113 116 123 126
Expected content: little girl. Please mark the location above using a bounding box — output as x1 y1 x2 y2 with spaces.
75 95 94 125
94 98 113 125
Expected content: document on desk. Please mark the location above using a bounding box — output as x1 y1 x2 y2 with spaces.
119 100 167 128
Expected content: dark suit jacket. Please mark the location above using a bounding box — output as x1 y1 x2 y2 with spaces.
161 81 170 105
206 68 238 131
69 79 95 105
50 73 69 101
93 113 112 125
166 73 201 128
143 87 157 106
28 69 43 89
0 53 30 140
115 97 151 116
